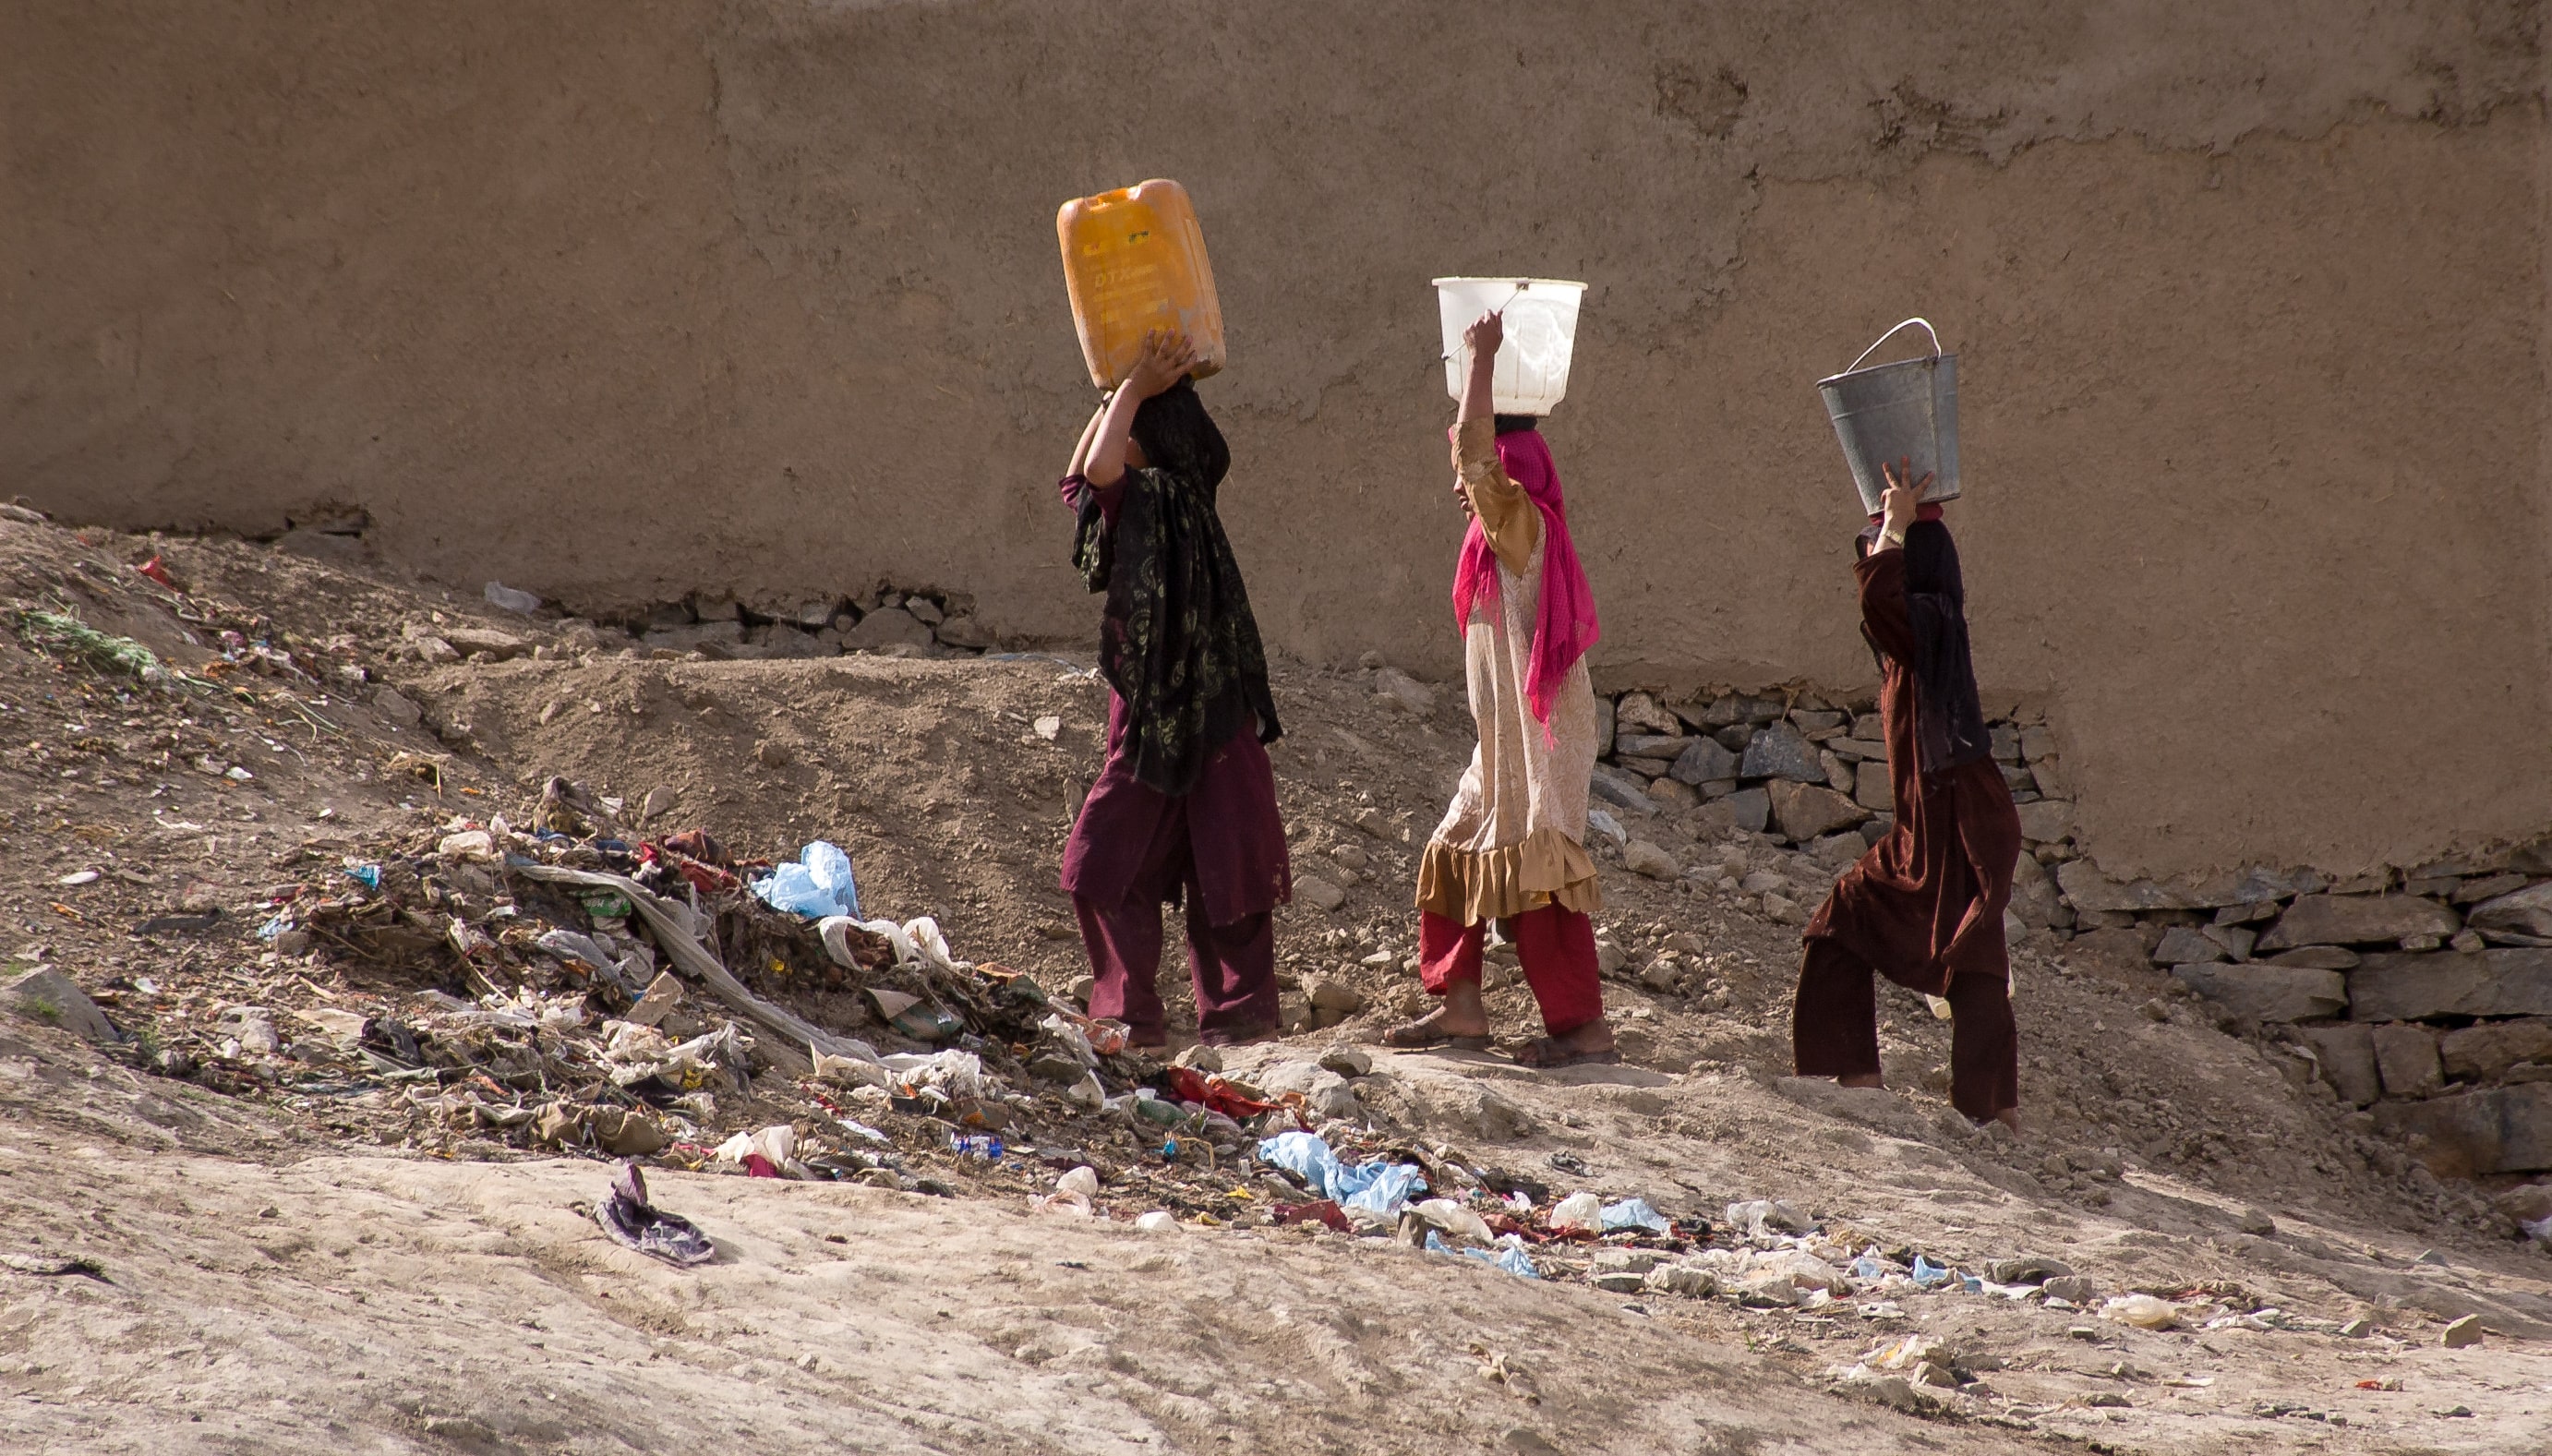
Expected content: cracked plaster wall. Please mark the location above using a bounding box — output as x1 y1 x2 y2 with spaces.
4 0 2547 876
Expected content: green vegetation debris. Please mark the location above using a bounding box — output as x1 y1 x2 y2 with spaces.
11 609 185 688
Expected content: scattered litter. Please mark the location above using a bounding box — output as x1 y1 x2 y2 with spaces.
56 870 101 886
1414 1197 1494 1245
1258 1130 1421 1210
1135 1210 1182 1234
595 1161 713 1266
1033 715 1062 740
2101 1294 2181 1330
1548 1191 1605 1233
1463 1239 1542 1279
716 1125 802 1178
1726 1198 1813 1237
1599 1197 1670 1233
755 840 861 920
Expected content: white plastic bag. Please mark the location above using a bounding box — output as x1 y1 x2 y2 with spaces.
1550 1191 1604 1233
2101 1294 2180 1330
1414 1197 1493 1245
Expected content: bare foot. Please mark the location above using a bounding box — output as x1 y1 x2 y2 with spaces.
1382 1006 1492 1049
1838 1073 1884 1089
1397 981 1490 1037
1513 1018 1619 1067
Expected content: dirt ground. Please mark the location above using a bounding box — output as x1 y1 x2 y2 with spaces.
5 515 2551 1454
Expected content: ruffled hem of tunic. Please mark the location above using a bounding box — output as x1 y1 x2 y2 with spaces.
1415 826 1603 923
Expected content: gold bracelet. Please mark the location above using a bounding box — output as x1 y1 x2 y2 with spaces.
1880 526 1906 549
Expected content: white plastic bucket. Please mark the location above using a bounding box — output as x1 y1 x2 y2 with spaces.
1434 277 1585 416
1815 318 1961 514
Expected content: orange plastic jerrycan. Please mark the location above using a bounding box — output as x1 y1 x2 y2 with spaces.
1056 179 1225 391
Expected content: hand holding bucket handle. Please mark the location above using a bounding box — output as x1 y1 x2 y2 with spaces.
1842 317 1942 375
1878 458 1932 544
1441 284 1523 364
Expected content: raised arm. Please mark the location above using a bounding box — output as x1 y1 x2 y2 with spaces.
1853 458 1930 662
1449 311 1540 575
1083 330 1200 487
1065 400 1107 480
1457 309 1499 428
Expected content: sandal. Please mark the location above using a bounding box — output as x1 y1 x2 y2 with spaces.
1511 1036 1622 1069
1381 1010 1493 1052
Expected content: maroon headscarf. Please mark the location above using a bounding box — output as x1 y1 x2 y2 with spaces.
1450 426 1600 737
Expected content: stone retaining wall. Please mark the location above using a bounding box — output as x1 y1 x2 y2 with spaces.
396 586 1000 667
1584 683 2552 1182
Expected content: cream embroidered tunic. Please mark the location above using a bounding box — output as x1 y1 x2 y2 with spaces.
1415 418 1602 924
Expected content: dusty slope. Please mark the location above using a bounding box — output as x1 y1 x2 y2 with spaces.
4 518 2551 1453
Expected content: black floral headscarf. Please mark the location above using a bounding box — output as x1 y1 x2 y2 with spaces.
1072 379 1281 794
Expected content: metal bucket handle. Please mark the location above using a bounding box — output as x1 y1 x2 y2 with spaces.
1840 317 1942 376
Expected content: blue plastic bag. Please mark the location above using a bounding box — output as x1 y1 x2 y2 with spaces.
1258 1131 1426 1214
1600 1197 1670 1233
1910 1254 1951 1288
1342 1163 1428 1221
1258 1131 1348 1197
754 840 861 920
1464 1238 1542 1279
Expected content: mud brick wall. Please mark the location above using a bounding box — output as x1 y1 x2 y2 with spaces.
9 1 2549 885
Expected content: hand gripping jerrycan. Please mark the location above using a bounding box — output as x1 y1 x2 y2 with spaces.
1815 318 1961 513
1434 277 1585 416
1056 179 1225 391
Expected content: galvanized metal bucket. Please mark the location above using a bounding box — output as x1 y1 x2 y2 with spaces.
1815 318 1959 514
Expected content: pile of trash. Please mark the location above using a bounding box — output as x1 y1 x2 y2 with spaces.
118 776 1268 1196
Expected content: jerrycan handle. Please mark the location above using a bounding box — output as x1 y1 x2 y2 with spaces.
1842 317 1942 375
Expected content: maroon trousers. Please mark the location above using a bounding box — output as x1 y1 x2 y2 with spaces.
1070 786 1280 1045
1075 889 1275 1046
1418 905 1605 1038
1063 699 1288 1047
1792 936 2017 1121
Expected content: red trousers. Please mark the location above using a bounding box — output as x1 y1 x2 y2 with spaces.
1418 905 1604 1037
1792 936 2017 1121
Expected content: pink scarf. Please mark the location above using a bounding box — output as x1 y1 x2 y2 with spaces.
1450 426 1600 734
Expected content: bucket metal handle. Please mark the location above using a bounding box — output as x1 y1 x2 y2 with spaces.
1841 317 1941 375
